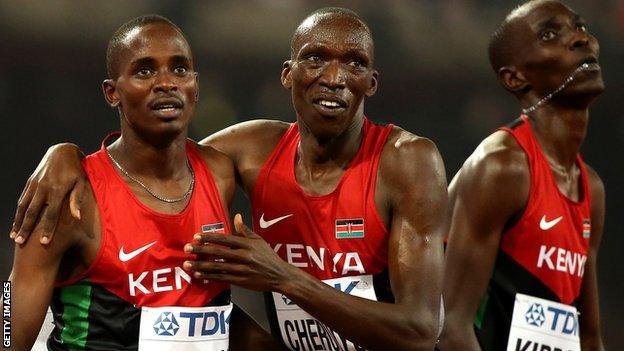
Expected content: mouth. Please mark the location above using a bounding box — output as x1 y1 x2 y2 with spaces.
579 56 600 71
312 95 348 116
150 98 184 119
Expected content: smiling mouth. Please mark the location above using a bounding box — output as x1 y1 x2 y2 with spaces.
313 97 347 111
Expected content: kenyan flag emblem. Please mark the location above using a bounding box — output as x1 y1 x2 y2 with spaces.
202 222 225 234
335 218 365 239
582 219 591 239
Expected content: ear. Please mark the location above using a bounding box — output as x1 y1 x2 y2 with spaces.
102 79 120 108
281 60 293 89
498 66 530 94
365 69 379 97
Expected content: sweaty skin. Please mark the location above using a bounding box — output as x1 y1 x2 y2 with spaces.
9 10 447 351
438 1 605 350
7 22 278 351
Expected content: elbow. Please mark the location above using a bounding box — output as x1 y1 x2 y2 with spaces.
397 314 439 351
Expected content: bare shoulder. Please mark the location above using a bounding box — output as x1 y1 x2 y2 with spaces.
451 130 530 213
190 141 236 205
378 126 447 203
380 126 444 173
193 141 235 176
584 163 605 204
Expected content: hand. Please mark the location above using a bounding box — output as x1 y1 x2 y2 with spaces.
184 213 298 292
10 143 86 245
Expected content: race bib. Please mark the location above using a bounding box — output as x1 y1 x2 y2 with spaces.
506 293 580 351
138 303 232 351
272 275 377 351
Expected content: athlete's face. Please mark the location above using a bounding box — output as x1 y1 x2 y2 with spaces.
511 1 604 102
282 15 378 140
103 23 198 142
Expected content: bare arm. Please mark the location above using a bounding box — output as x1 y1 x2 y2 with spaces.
10 143 86 244
189 136 448 351
438 135 529 351
8 201 79 350
578 166 605 351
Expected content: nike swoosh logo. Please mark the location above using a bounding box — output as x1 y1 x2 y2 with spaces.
259 213 293 229
540 216 563 230
119 241 157 262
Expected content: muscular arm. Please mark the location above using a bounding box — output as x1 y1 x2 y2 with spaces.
288 136 447 350
8 201 80 350
438 133 529 351
190 134 448 351
578 166 605 351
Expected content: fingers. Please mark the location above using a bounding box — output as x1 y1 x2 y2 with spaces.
39 196 64 245
234 213 255 238
184 260 249 275
11 178 36 239
184 242 249 263
194 232 250 249
14 189 47 244
69 180 86 220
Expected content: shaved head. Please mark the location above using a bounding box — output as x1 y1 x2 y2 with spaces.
106 15 186 79
290 7 374 61
488 0 562 73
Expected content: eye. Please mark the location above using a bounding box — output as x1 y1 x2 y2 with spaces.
305 54 322 62
540 30 557 41
174 66 188 75
136 68 153 77
348 60 365 68
576 23 587 32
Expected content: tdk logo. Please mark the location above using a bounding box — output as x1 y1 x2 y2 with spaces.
525 303 579 336
153 312 180 336
281 294 295 306
524 303 546 327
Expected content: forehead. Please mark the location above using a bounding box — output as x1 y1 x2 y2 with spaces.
512 1 578 30
118 23 191 64
294 15 373 55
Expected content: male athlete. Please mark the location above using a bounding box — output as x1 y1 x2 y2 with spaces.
6 15 277 351
9 8 447 350
438 1 605 350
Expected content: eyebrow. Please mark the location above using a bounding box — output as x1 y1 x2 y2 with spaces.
170 55 192 65
130 57 156 67
536 13 583 29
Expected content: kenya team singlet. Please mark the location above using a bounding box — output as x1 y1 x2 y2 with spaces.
476 116 592 351
47 135 231 351
252 118 394 351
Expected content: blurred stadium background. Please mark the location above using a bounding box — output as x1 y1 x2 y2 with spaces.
1 0 622 348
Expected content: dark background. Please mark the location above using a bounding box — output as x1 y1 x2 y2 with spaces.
1 0 622 348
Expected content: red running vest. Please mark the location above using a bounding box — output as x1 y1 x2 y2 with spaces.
252 118 393 280
500 115 591 305
58 135 231 307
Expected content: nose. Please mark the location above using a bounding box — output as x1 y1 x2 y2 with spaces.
153 70 177 93
318 60 346 91
569 31 590 50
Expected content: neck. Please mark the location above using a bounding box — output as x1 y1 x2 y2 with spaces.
109 127 189 180
297 116 364 172
526 104 588 171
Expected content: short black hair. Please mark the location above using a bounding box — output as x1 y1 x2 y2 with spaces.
290 7 373 59
106 15 183 79
488 0 565 74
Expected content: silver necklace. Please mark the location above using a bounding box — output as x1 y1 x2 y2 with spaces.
522 63 590 115
106 149 195 203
